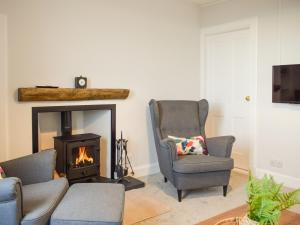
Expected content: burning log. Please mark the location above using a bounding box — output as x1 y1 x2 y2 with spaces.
75 147 94 167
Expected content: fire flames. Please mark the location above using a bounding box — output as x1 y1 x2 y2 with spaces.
75 147 94 166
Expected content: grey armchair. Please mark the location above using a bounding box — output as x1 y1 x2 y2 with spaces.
149 99 235 202
0 149 68 225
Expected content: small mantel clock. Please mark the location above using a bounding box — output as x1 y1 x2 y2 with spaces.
75 76 87 89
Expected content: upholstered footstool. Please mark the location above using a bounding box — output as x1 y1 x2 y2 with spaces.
51 183 125 225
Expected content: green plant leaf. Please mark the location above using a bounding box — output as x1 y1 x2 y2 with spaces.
246 171 300 225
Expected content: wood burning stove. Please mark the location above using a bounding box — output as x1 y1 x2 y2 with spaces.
54 133 100 183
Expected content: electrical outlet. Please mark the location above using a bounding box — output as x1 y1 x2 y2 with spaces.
270 160 283 168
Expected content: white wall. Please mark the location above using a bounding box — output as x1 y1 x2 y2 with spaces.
38 111 85 150
199 0 300 187
0 14 8 162
6 0 299 185
0 0 201 176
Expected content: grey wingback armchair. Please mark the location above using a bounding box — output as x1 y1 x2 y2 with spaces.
0 149 68 225
149 99 235 202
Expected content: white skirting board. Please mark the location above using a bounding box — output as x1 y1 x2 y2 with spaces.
133 165 300 189
255 168 300 189
133 163 160 178
233 167 249 175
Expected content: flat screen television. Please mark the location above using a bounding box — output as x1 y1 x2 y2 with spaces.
272 64 300 103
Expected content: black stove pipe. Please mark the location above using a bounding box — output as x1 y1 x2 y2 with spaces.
61 111 72 136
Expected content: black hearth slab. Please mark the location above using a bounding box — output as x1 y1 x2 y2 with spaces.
114 176 145 191
70 176 145 191
95 176 114 183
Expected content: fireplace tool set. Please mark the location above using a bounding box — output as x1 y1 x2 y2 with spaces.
115 131 134 182
114 132 145 190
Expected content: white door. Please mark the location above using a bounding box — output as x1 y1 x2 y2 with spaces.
201 20 257 172
0 14 8 162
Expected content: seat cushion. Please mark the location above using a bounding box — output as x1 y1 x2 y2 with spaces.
173 154 234 173
51 183 125 225
22 178 69 225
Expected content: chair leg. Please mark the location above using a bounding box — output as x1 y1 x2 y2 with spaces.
164 177 167 183
223 185 228 197
177 190 182 202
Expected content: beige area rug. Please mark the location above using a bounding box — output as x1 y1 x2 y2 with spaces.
123 189 171 225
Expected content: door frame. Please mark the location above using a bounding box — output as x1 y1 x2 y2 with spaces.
200 18 258 174
0 14 8 161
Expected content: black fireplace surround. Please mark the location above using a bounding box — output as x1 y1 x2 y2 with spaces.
32 104 116 179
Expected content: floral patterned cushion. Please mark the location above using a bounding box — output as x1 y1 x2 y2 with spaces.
168 135 208 156
0 166 6 179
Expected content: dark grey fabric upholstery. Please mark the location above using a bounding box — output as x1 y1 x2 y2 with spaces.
22 178 68 225
149 99 235 200
173 155 233 173
0 177 23 225
51 183 125 225
158 100 203 139
206 136 235 158
0 150 68 225
174 171 231 190
160 138 178 161
0 149 56 185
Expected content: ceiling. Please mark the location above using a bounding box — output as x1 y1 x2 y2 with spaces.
189 0 226 7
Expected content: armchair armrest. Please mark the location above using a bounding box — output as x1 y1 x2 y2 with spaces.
0 177 23 225
206 136 235 158
159 138 178 161
157 138 178 182
0 149 56 185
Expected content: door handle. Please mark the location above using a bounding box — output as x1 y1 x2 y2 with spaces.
245 96 251 102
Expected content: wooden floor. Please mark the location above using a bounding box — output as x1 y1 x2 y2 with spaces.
196 205 300 225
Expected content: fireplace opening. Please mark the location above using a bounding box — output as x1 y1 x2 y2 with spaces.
32 104 116 179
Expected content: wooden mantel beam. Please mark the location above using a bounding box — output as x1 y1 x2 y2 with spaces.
18 88 130 101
